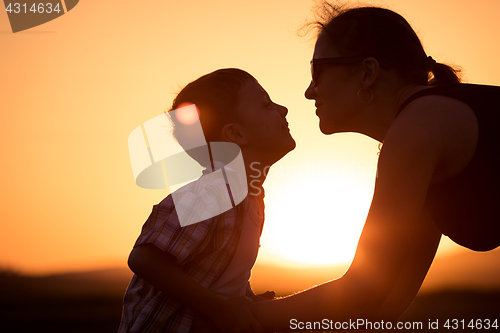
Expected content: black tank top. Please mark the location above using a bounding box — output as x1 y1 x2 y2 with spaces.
397 84 500 251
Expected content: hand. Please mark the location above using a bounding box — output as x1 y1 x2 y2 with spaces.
249 291 275 302
210 296 265 333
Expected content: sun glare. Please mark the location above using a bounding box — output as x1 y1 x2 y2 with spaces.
175 103 199 125
261 173 374 266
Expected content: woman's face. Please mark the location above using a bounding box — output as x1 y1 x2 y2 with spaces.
305 33 362 135
236 79 296 163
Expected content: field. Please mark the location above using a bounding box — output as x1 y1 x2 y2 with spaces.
1 266 498 333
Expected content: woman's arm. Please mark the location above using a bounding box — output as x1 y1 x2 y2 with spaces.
374 209 441 320
128 244 264 333
250 210 440 331
250 96 475 331
246 282 275 302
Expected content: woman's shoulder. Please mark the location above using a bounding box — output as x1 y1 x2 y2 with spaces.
392 83 500 147
387 86 480 182
392 86 477 136
397 83 500 116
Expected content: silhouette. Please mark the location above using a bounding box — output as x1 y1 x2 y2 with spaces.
249 3 500 331
120 68 295 333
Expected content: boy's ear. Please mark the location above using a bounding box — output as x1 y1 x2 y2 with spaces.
221 123 248 145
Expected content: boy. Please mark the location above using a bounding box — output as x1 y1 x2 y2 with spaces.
119 68 295 333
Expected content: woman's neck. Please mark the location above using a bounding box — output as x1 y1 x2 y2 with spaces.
358 84 432 142
394 85 433 114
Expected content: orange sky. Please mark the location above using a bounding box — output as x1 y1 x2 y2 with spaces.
1 0 500 276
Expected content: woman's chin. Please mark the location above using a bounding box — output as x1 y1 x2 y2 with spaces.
319 122 337 135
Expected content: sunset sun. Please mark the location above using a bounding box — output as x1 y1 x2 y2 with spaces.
260 170 375 266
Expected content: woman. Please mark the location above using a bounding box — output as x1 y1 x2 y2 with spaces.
249 3 500 331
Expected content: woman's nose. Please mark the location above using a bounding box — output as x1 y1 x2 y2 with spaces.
304 81 315 100
278 104 288 117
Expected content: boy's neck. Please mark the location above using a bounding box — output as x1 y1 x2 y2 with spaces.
242 150 276 195
245 159 269 190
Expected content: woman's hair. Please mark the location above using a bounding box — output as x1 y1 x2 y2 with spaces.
168 68 256 145
310 2 461 86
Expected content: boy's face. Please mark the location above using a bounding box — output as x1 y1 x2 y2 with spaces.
235 80 296 164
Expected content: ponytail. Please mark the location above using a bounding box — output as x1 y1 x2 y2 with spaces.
427 60 462 86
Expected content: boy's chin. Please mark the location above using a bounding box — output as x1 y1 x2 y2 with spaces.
274 139 296 161
244 139 296 165
286 138 297 153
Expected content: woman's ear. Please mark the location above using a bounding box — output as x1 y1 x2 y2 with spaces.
360 57 380 88
221 123 248 145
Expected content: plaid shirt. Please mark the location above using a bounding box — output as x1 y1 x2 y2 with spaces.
118 187 261 333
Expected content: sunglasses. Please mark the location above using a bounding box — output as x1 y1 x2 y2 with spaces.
310 56 366 86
